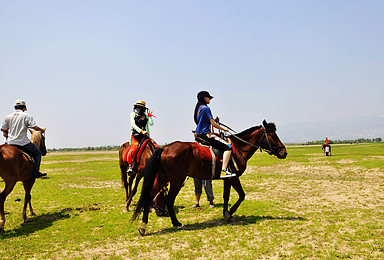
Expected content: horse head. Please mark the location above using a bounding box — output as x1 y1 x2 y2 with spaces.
29 129 47 156
260 120 287 159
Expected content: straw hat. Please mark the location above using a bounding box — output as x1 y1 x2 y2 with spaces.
134 100 147 108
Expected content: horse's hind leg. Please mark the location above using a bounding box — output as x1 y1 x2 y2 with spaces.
0 180 17 232
165 180 184 228
22 179 36 222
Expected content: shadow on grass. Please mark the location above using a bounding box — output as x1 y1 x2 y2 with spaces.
146 213 306 236
1 208 72 238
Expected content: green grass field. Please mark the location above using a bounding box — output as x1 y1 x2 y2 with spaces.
1 143 384 259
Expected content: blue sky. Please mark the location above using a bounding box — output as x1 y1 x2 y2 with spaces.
1 1 383 148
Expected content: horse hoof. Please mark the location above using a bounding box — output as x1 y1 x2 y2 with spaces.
224 211 231 221
176 224 185 230
0 227 4 234
138 222 147 236
23 218 31 223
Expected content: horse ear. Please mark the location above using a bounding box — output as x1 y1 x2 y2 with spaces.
263 120 267 127
29 129 35 134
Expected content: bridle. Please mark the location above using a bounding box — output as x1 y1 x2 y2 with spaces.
220 122 285 155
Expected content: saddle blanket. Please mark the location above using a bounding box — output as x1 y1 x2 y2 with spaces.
123 139 159 163
194 139 235 161
194 142 217 161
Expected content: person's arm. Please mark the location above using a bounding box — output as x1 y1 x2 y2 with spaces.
130 112 146 135
210 118 228 132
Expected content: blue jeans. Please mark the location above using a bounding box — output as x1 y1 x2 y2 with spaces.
13 142 42 174
194 179 214 202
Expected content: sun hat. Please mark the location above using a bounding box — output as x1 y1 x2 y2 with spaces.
134 100 147 108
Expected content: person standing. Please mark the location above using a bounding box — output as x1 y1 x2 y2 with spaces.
1 100 46 178
194 91 235 178
191 179 215 208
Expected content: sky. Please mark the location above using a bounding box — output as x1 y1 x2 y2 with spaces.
1 1 383 148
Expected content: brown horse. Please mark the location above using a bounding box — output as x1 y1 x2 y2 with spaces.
0 130 47 233
132 120 287 236
119 138 159 211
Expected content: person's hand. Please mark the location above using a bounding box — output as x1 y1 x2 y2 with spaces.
222 126 229 132
147 109 156 118
3 131 8 138
142 130 148 136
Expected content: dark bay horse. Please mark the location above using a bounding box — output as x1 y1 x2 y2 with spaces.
0 130 47 232
119 138 159 211
132 120 287 236
322 143 331 156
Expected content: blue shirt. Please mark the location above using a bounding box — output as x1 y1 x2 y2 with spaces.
196 105 213 135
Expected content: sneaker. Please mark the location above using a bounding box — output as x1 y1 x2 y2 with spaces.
127 167 134 174
190 204 201 208
220 169 236 179
209 202 215 208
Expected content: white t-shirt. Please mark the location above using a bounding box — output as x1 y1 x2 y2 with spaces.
1 110 37 146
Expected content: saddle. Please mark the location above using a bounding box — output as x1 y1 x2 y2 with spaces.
194 137 238 179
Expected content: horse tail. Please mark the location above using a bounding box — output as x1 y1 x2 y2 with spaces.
132 148 164 221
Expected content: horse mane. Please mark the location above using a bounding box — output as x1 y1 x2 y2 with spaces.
231 121 277 138
30 131 42 147
233 126 262 138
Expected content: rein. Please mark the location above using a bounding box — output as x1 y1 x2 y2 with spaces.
219 122 283 154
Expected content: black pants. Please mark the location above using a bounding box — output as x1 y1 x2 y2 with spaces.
197 134 231 151
13 143 42 174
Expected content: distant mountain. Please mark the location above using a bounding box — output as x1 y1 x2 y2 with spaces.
278 116 384 143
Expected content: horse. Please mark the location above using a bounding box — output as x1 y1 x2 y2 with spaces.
0 129 47 233
322 143 331 156
119 137 159 211
132 120 287 236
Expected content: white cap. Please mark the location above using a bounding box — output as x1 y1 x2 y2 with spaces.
14 100 27 109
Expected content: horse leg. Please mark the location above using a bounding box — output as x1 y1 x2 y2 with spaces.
227 177 245 218
139 177 168 236
223 179 232 221
120 164 129 202
124 173 135 211
165 181 184 228
0 180 17 232
126 173 142 210
22 179 36 222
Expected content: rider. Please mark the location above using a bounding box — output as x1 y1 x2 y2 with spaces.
324 137 329 145
1 100 47 178
194 91 236 179
127 100 156 174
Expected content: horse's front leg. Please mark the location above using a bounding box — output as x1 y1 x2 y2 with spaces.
223 179 232 221
124 173 136 211
126 174 142 210
228 177 245 217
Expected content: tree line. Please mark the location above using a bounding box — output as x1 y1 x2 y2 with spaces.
305 137 382 145
48 146 121 152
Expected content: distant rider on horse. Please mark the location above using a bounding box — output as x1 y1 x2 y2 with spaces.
1 100 47 178
194 91 236 179
127 100 157 174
